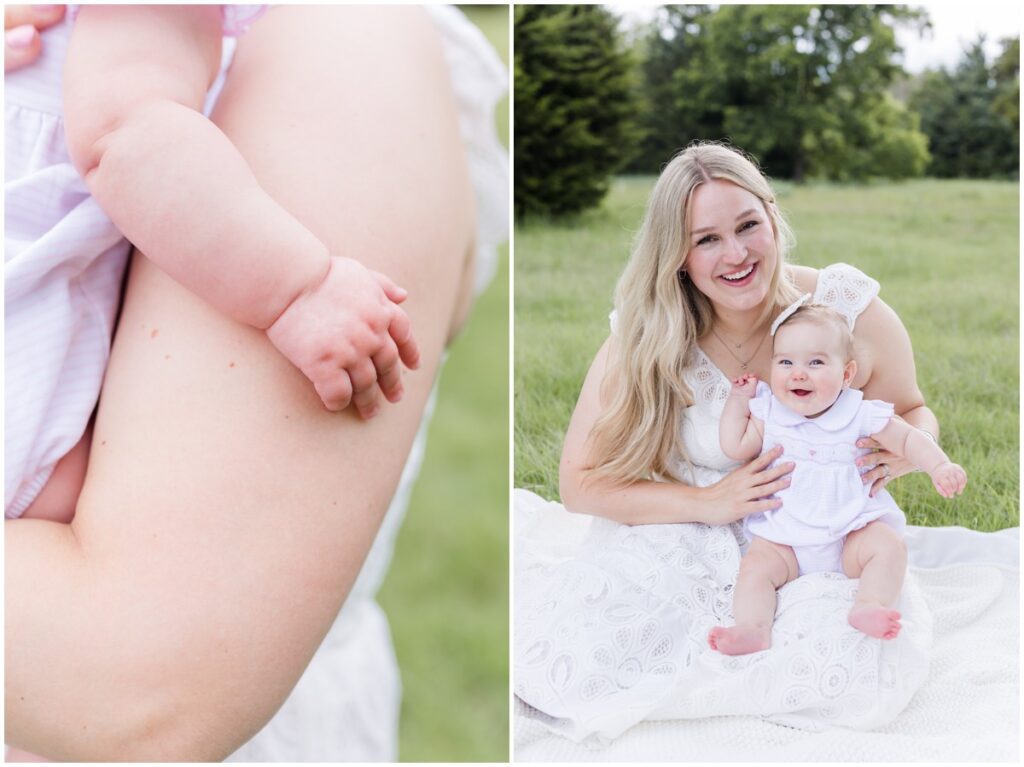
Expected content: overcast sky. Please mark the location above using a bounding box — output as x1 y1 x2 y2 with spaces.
611 3 1021 73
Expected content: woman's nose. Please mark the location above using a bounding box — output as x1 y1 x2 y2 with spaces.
722 236 746 264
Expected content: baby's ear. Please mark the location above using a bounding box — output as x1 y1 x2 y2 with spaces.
843 359 858 387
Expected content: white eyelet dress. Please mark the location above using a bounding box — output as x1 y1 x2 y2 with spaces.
514 264 931 743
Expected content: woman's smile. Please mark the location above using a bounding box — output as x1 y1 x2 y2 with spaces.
719 262 757 286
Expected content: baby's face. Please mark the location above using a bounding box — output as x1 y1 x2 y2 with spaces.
769 320 853 418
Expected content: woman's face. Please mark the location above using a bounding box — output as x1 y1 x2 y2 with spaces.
683 179 778 315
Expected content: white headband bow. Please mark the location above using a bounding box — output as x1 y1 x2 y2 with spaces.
770 293 812 336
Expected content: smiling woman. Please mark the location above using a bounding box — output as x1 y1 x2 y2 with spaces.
515 141 958 746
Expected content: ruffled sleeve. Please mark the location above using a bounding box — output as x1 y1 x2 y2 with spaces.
813 263 880 329
861 398 895 436
748 381 773 422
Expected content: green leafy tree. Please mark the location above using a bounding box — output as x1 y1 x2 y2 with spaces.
909 37 1019 178
626 5 715 173
632 4 929 180
514 5 640 217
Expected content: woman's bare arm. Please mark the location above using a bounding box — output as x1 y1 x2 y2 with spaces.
5 7 475 760
855 296 939 434
559 339 790 526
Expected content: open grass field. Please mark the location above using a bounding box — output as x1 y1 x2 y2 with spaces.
515 177 1019 532
377 5 509 762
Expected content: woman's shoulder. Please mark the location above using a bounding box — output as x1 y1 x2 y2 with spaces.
786 264 819 293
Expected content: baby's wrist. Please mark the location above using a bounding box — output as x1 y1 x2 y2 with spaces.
266 248 332 331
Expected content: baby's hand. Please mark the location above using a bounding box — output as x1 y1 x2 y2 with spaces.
730 373 758 399
266 256 420 417
931 461 967 498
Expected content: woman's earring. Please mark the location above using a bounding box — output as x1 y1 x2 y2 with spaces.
678 269 687 282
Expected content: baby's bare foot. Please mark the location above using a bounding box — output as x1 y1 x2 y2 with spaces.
708 624 771 655
848 604 902 639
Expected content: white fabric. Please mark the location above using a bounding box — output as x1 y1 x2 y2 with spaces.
514 264 952 743
745 383 904 575
812 262 880 328
228 7 508 761
514 492 1018 761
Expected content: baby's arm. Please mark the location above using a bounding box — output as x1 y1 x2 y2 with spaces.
720 374 765 461
871 418 967 498
63 6 418 416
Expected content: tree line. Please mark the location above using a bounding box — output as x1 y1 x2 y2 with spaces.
514 5 1020 217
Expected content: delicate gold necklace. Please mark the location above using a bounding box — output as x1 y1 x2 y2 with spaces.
709 323 770 371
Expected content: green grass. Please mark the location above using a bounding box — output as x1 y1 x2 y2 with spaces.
377 5 508 762
515 177 1019 532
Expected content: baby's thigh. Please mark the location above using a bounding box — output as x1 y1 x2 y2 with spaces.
20 426 92 524
842 521 907 578
741 537 799 587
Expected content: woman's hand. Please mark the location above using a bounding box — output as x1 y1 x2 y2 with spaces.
856 437 916 497
4 5 64 72
701 445 794 525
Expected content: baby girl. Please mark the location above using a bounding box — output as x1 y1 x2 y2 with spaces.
709 299 966 656
6 6 419 524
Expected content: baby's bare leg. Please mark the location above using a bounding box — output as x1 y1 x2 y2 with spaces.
5 745 50 762
19 425 92 524
842 521 907 639
708 537 798 655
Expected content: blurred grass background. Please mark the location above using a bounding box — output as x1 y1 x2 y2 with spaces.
377 5 508 762
515 177 1018 532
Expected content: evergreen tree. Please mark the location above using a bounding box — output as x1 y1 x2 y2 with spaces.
910 37 1019 178
514 5 640 217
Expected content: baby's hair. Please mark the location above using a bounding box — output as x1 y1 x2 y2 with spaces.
773 303 855 361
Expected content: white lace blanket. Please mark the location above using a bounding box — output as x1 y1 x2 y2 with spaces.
514 489 1019 761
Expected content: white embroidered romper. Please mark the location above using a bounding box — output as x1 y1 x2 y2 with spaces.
745 382 906 575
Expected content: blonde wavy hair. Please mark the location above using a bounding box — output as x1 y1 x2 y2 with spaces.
586 142 802 485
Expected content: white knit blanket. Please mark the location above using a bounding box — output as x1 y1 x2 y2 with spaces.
514 489 1019 761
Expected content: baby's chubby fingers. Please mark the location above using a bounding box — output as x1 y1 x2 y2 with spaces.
5 23 40 71
314 370 354 413
372 270 408 304
5 4 65 31
373 343 403 404
349 358 382 419
388 306 420 370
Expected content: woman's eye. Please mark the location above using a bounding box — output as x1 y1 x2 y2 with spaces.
696 234 716 246
739 220 758 232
